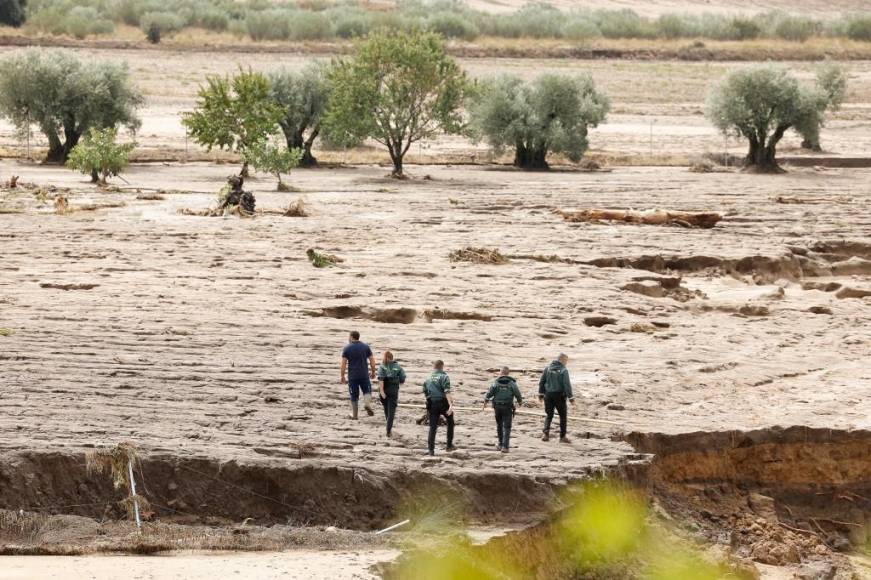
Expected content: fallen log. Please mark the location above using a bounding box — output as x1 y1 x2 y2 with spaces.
558 209 722 229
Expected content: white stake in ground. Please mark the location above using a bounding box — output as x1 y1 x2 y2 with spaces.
127 460 142 530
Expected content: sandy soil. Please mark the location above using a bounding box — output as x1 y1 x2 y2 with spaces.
0 550 397 580
1 48 871 164
1 161 868 468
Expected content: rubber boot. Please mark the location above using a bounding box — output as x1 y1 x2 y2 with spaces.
349 400 358 420
363 393 374 416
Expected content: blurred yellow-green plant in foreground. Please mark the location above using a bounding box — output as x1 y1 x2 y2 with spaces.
388 481 749 580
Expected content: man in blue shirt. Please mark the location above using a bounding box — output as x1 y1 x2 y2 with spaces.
340 330 376 420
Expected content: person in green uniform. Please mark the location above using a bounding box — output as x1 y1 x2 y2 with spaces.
376 350 406 438
538 353 574 443
422 360 456 456
483 366 523 453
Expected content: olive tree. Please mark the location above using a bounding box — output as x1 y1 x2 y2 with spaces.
469 73 610 170
799 63 847 151
706 64 846 172
66 127 135 185
323 30 467 178
268 64 330 167
0 49 142 163
182 70 283 176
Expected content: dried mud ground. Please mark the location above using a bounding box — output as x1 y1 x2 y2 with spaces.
0 160 870 577
1 160 869 456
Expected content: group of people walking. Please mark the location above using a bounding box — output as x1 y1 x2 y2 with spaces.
339 331 575 456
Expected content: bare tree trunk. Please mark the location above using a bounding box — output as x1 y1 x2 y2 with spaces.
513 141 549 170
744 128 786 174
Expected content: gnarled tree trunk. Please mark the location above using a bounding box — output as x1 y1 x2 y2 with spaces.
284 127 319 168
744 125 788 174
513 140 549 170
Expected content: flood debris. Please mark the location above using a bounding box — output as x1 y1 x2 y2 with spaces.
448 247 509 264
283 197 308 217
558 208 723 228
307 249 343 268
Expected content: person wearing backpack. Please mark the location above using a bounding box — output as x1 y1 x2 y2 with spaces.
483 366 523 453
538 353 574 443
376 350 406 438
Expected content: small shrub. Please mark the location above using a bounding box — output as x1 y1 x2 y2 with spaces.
65 7 115 39
563 17 601 42
846 15 871 41
242 138 302 190
730 16 762 40
287 11 333 40
66 127 135 185
198 9 230 32
657 14 695 39
426 11 479 40
331 7 371 38
773 15 816 42
245 10 290 41
140 11 187 39
595 9 656 39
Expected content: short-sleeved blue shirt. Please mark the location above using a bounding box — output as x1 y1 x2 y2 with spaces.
342 341 373 380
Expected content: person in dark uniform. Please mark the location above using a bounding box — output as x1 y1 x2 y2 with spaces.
376 350 406 438
340 330 376 420
538 353 574 443
422 360 456 456
483 366 523 453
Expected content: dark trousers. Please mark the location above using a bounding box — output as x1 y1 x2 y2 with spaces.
543 392 567 438
494 405 514 449
380 394 398 434
427 399 454 453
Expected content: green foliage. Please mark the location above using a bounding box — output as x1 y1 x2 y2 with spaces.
242 136 302 189
323 30 467 177
0 49 142 162
771 14 816 42
390 482 748 580
66 127 135 184
140 11 186 40
0 0 26 27
245 9 290 40
268 63 331 166
846 15 871 41
181 69 283 164
468 73 610 169
307 248 336 268
426 11 478 40
12 0 871 44
706 65 843 169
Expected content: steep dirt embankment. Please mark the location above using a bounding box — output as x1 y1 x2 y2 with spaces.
626 428 871 573
0 452 562 530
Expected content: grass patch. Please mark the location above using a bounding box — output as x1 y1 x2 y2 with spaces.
0 328 15 337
